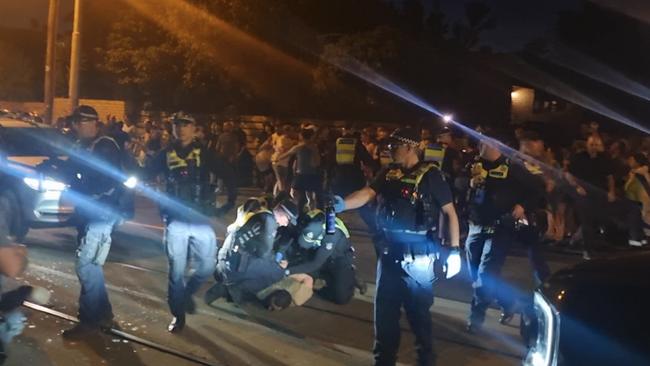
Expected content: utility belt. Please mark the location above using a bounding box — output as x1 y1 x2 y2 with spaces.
378 229 440 258
470 210 547 239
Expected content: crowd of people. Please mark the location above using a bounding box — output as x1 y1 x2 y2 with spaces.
93 114 648 255
1 106 648 365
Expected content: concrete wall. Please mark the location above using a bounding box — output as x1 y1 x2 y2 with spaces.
0 98 126 123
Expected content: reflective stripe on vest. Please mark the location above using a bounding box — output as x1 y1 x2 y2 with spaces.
90 135 120 152
472 162 509 179
166 148 202 170
336 138 356 165
423 144 445 168
524 161 543 176
398 163 435 186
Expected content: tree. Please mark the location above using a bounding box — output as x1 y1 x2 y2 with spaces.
451 1 497 50
0 41 38 101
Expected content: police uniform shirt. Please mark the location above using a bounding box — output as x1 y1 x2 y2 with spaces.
146 140 215 186
370 162 453 230
469 156 545 225
70 136 122 198
233 211 278 259
285 226 350 276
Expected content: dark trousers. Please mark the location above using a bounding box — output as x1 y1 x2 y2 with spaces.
374 254 436 366
317 255 356 305
465 224 514 325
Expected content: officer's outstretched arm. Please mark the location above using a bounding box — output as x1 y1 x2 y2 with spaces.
343 187 377 211
441 203 460 248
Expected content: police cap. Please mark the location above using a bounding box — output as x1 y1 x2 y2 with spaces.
71 105 99 123
171 111 196 125
389 128 420 147
297 210 325 249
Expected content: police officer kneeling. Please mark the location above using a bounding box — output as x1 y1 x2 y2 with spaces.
211 198 287 306
334 127 462 366
282 210 357 305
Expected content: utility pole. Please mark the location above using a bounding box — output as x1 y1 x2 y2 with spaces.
44 0 59 124
68 0 83 111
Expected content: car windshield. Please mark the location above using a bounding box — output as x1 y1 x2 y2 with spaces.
0 127 69 157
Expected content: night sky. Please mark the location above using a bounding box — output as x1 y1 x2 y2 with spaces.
434 0 582 51
0 0 596 51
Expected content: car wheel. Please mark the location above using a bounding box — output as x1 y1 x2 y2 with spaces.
0 190 29 243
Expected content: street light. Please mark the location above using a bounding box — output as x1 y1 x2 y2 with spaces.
442 114 453 123
69 0 83 111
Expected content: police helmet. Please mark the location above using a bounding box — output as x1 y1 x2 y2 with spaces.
297 210 325 249
71 105 99 123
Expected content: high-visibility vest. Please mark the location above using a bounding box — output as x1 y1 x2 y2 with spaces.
423 143 445 169
336 138 356 165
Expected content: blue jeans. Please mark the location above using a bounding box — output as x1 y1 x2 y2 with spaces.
465 223 513 325
76 221 115 325
374 253 436 366
165 220 217 317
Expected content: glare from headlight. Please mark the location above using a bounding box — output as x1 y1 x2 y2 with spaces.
123 176 138 189
23 177 67 191
524 291 559 366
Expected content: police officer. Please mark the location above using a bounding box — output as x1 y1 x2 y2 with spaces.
334 127 462 366
282 210 358 305
212 197 285 304
145 112 217 333
329 124 378 234
272 199 300 260
62 105 124 339
329 125 376 198
464 136 545 333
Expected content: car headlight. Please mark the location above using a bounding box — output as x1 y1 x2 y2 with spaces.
23 176 67 191
524 291 560 366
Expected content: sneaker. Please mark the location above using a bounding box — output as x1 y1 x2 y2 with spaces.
582 250 592 261
628 239 647 247
62 323 100 340
167 315 185 333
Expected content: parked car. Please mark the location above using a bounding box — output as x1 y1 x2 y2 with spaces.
0 117 76 241
523 252 650 366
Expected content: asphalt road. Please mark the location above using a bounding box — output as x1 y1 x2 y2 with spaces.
2 191 585 366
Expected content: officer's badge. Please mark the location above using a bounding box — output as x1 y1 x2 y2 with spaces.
306 232 314 239
325 242 333 250
488 164 509 179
